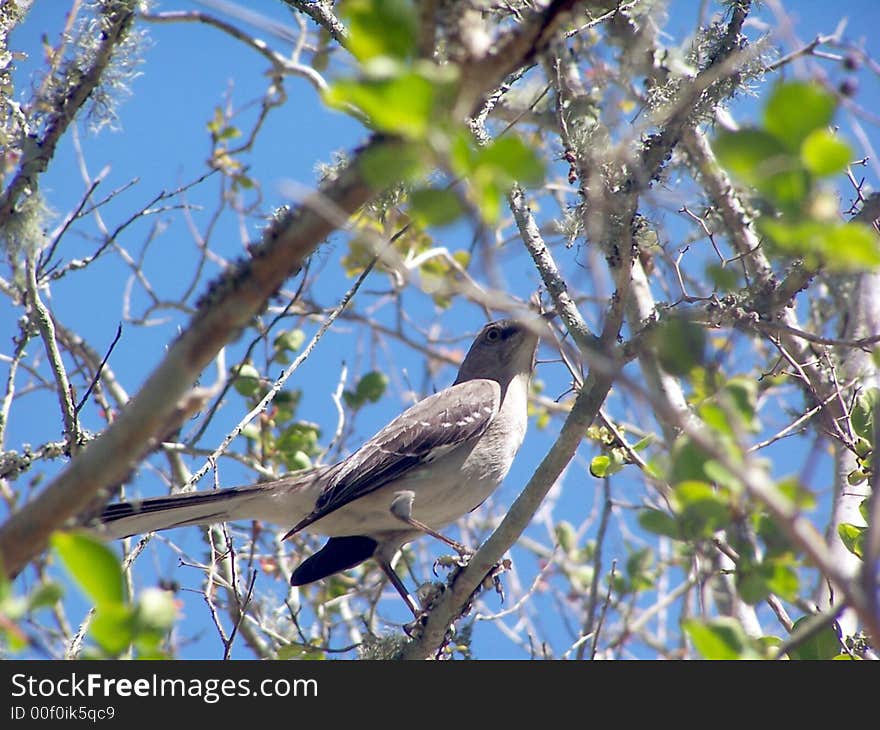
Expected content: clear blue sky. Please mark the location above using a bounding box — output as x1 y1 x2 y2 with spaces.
5 1 879 658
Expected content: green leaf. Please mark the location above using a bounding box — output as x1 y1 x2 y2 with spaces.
637 508 681 539
859 497 870 524
410 187 465 227
554 521 577 553
342 0 418 62
755 513 793 558
713 129 791 186
90 603 135 656
475 136 545 185
764 81 837 150
26 582 64 611
851 387 879 442
358 141 425 187
837 522 865 559
713 128 809 212
326 72 436 138
448 132 544 223
706 263 739 292
652 316 706 376
819 222 880 269
723 376 759 432
682 617 760 659
737 558 799 605
801 129 852 177
277 422 321 464
274 330 305 354
674 480 731 538
703 460 741 492
668 437 712 485
625 548 655 592
276 643 327 660
232 363 261 397
787 615 841 660
285 450 313 472
355 371 388 404
776 477 816 510
589 454 611 478
51 532 124 606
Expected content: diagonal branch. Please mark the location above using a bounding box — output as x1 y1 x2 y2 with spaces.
0 135 392 577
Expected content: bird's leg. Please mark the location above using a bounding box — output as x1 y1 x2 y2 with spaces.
389 491 473 557
376 558 422 618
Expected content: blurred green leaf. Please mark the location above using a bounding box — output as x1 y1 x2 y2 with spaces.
703 460 741 492
232 363 261 397
776 477 816 510
327 72 436 138
755 513 793 558
682 617 761 659
637 508 681 539
764 81 836 149
653 317 706 376
668 437 712 485
276 643 327 660
285 451 313 472
410 187 464 227
787 615 841 660
706 263 739 292
449 133 544 222
625 548 655 592
554 521 577 553
801 129 852 176
761 219 880 269
342 0 418 62
345 371 389 409
277 423 321 470
674 480 731 538
713 129 790 186
51 532 124 606
359 141 425 187
820 222 880 269
737 558 799 605
274 330 305 354
90 603 134 656
475 136 545 185
723 377 758 431
26 582 64 611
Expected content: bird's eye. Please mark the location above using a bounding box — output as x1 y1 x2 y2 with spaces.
485 326 502 342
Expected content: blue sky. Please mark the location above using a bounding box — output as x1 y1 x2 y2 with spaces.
4 1 879 658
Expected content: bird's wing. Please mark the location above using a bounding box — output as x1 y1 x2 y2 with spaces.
285 378 500 536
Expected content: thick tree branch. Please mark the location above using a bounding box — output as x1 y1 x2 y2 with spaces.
0 137 390 577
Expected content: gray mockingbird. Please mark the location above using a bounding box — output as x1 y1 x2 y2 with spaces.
98 317 543 613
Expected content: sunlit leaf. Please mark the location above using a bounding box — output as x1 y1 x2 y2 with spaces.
51 532 124 606
764 81 837 149
801 129 852 177
787 615 841 660
682 617 760 659
342 0 418 62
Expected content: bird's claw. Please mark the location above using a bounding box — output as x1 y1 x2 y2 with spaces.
482 557 512 603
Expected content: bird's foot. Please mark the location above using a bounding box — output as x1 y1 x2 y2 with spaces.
402 582 447 637
482 557 513 604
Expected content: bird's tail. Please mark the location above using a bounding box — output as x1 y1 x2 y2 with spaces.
97 471 325 540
